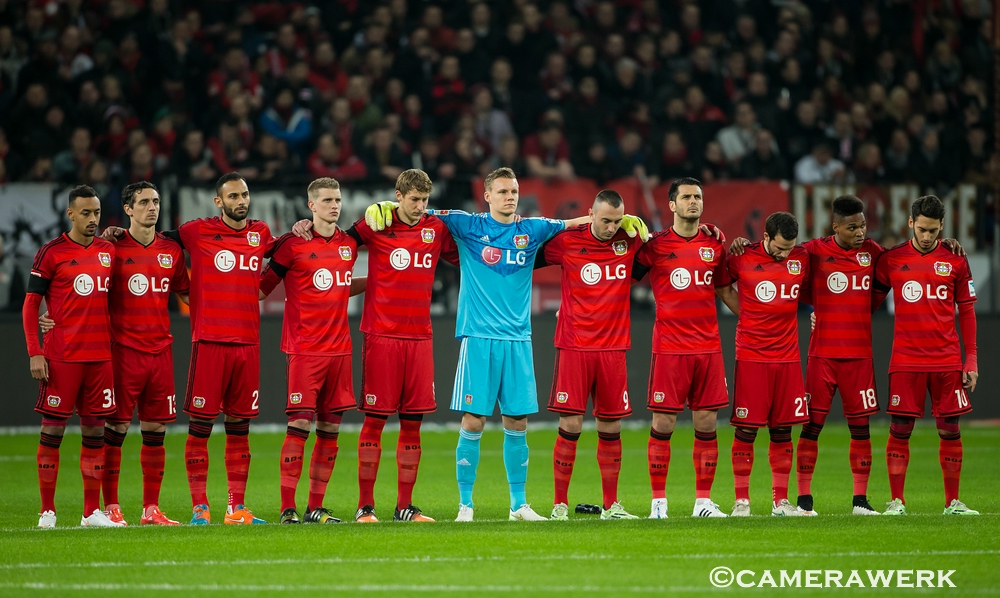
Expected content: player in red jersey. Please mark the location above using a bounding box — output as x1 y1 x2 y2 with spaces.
105 173 276 524
262 177 366 525
725 211 811 517
22 185 122 528
291 169 460 523
92 182 189 526
632 178 739 519
535 190 643 521
873 195 979 516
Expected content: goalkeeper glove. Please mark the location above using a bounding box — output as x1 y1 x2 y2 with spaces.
364 201 398 231
620 214 650 242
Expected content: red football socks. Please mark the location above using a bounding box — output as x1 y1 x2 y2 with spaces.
552 428 580 505
732 429 756 502
80 435 106 515
597 431 622 509
308 429 339 510
939 438 963 506
396 418 422 510
886 435 910 503
185 421 212 507
101 428 126 507
279 426 309 511
224 421 251 508
647 428 671 500
140 430 166 508
795 437 818 496
357 415 386 508
692 430 718 500
37 432 63 513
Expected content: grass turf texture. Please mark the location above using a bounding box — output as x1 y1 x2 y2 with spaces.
1 424 997 596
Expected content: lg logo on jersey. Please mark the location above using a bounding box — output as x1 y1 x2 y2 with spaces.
481 246 526 266
669 268 713 290
73 274 109 296
390 248 433 270
754 281 799 302
214 250 259 273
128 274 170 295
580 263 627 285
826 272 871 294
312 268 351 290
901 281 948 303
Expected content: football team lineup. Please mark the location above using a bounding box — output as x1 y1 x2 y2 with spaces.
20 167 983 530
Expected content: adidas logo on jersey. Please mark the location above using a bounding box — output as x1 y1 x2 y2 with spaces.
480 235 490 242
901 265 910 271
213 234 224 241
667 252 678 260
70 259 79 266
754 264 764 271
826 256 836 262
387 231 396 238
308 253 318 260
579 248 588 254
125 258 135 265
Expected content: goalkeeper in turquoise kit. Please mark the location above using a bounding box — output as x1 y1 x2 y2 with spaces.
366 167 648 521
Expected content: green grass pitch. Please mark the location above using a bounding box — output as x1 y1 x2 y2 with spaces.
1 423 997 596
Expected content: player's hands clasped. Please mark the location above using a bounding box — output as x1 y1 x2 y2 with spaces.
620 214 650 242
365 201 399 232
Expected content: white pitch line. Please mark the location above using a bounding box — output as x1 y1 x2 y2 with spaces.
0 582 723 593
2 549 997 571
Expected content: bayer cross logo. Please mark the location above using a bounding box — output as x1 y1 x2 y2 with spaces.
901 281 923 302
580 263 602 285
754 281 777 302
313 268 333 290
128 273 149 295
73 274 95 296
670 268 691 289
826 272 848 294
214 250 236 272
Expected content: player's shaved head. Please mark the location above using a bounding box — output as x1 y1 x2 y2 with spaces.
68 184 99 207
593 189 623 209
832 195 864 221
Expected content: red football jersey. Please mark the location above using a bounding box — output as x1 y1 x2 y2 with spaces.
727 243 810 363
109 231 190 354
873 241 976 373
802 236 884 359
633 228 731 355
262 230 358 355
538 225 640 350
349 215 459 340
28 234 115 362
178 217 273 344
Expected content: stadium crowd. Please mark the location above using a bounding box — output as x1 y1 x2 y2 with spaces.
0 0 994 222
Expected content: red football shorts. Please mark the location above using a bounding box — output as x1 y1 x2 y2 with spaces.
360 335 436 415
888 371 972 418
547 349 631 418
286 353 355 417
35 360 115 419
109 343 177 424
806 356 879 418
647 352 729 413
183 342 260 419
731 360 809 428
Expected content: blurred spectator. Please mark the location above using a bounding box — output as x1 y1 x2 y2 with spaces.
122 142 158 185
962 127 989 185
649 130 696 184
738 129 787 180
781 100 825 165
259 87 312 155
24 105 69 160
909 130 960 193
472 85 513 154
308 41 349 102
608 130 647 180
540 52 573 103
267 24 307 78
852 143 886 186
363 126 411 183
456 28 491 87
208 46 263 111
430 55 467 134
573 138 615 186
883 128 913 183
422 5 456 54
249 133 290 183
412 136 456 183
171 128 219 185
794 142 849 184
523 121 574 181
926 41 963 93
308 133 367 182
700 141 733 184
0 126 25 181
52 127 96 183
717 101 769 165
826 111 857 166
487 133 527 176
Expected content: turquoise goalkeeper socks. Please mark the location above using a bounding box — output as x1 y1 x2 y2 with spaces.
503 428 528 510
456 428 482 508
